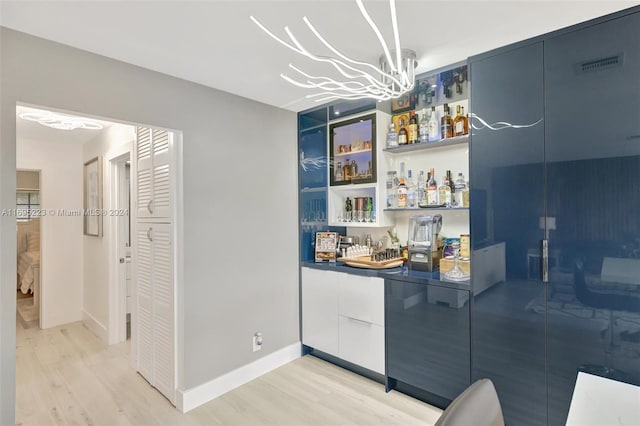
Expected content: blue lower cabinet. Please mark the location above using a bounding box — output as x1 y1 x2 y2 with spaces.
385 278 470 407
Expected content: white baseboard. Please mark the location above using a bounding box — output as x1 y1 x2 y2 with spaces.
177 341 301 413
82 310 108 344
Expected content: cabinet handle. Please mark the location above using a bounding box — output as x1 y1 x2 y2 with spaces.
347 317 372 326
147 228 153 242
541 239 549 283
147 200 153 214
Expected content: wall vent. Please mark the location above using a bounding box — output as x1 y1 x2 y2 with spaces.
576 54 624 74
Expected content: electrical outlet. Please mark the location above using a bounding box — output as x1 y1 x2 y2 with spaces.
252 332 262 352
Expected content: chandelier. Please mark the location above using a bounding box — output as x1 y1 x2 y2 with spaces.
19 110 103 130
250 0 417 103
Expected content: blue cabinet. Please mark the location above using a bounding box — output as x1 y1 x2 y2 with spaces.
470 10 640 426
386 278 470 406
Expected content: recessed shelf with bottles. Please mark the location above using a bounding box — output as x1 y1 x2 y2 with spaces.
384 207 469 212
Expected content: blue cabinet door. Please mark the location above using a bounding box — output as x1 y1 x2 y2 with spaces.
469 41 546 426
544 12 640 425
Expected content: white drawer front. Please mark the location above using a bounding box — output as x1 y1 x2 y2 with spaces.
338 274 384 326
339 316 385 374
301 268 339 356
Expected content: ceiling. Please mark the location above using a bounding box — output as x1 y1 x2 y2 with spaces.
16 106 114 145
1 1 638 112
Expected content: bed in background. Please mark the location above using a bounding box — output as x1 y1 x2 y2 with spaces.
17 218 40 308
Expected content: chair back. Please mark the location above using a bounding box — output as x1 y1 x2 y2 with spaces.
435 379 505 426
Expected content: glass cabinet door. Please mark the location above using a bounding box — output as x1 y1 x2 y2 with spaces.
469 42 546 426
544 12 640 425
299 109 328 262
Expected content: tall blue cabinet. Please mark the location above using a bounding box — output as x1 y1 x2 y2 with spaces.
470 8 640 425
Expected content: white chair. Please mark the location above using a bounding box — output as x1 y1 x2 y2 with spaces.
435 379 505 426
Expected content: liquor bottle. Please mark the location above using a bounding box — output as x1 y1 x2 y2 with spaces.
397 178 408 208
407 169 417 208
398 126 408 145
446 170 456 205
386 171 398 208
343 159 351 181
419 110 429 143
453 105 469 136
335 161 343 182
438 175 452 207
427 168 438 205
454 172 467 207
428 106 440 142
441 104 454 139
417 170 427 207
408 112 419 144
386 122 398 148
350 160 358 179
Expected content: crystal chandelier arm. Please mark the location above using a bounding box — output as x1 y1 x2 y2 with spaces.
355 0 396 73
389 0 402 71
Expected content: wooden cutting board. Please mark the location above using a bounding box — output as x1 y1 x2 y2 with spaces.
342 256 405 269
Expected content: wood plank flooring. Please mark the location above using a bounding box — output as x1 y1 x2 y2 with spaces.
16 318 441 425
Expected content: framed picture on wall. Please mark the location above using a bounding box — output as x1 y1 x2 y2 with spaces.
84 156 102 237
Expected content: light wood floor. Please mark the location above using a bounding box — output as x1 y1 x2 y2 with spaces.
16 317 441 426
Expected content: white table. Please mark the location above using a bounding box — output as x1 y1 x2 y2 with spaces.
566 371 640 425
601 257 640 285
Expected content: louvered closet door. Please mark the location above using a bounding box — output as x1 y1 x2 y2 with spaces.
136 127 153 218
149 223 175 403
151 130 172 218
135 225 154 383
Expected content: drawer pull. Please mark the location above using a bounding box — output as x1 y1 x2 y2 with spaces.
347 317 372 326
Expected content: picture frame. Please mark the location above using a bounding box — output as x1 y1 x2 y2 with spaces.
329 113 377 186
390 91 415 113
83 156 102 237
315 231 338 263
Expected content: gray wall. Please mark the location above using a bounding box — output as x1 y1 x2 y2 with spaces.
0 27 299 422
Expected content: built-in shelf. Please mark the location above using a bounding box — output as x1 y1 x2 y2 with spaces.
300 123 327 133
384 207 469 212
333 148 372 157
300 187 327 193
383 135 468 154
330 182 376 190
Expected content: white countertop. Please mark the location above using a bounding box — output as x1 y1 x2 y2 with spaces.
566 372 640 426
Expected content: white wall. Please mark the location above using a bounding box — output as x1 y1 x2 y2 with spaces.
16 138 84 329
1 28 298 422
82 124 134 342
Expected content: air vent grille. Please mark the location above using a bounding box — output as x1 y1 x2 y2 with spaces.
577 54 623 74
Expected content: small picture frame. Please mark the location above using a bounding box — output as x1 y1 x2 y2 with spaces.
83 156 102 237
391 92 415 113
392 112 412 133
315 231 338 263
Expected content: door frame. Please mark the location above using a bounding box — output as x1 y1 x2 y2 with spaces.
107 145 133 345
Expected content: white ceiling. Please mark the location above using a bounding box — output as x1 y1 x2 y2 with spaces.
16 105 113 145
1 1 638 112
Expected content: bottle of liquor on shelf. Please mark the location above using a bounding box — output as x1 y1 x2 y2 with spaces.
428 106 440 142
335 161 343 182
343 159 351 181
350 160 358 179
427 168 438 205
438 174 452 207
386 171 398 208
447 170 456 205
453 105 469 136
407 169 417 208
419 109 429 143
386 121 398 148
397 177 408 208
408 112 419 144
454 172 467 207
398 125 408 145
417 170 427 207
441 104 454 139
